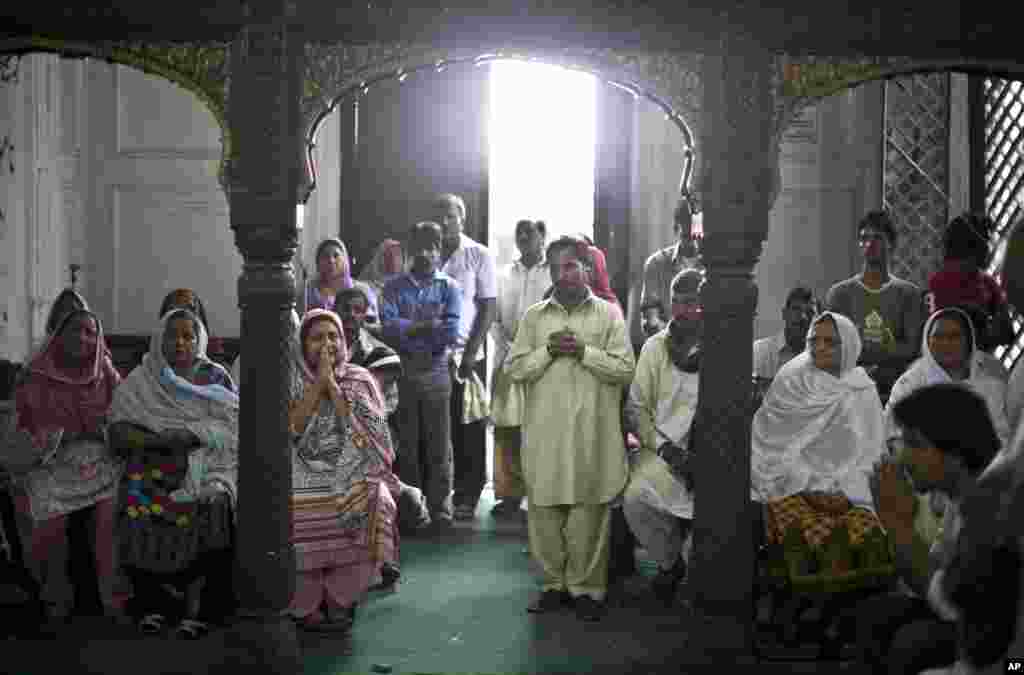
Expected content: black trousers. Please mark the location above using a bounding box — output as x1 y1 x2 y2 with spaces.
125 547 236 625
451 358 487 508
66 504 104 616
855 591 958 675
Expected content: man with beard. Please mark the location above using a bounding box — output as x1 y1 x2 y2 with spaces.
622 269 704 607
506 235 635 622
380 221 462 535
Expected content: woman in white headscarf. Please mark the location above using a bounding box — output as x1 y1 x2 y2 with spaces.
887 307 1010 454
751 311 888 552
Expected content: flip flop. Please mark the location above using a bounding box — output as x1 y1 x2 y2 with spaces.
175 618 209 640
139 613 166 635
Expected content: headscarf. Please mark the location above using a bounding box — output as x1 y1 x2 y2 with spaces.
46 288 90 336
16 308 120 442
751 311 886 508
359 239 405 288
887 307 1011 448
292 310 396 491
587 246 621 309
109 308 239 502
159 288 209 334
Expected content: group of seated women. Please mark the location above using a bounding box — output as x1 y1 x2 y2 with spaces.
4 278 404 639
747 299 1023 673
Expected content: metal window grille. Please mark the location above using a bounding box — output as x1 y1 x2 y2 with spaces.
984 78 1024 371
883 73 951 289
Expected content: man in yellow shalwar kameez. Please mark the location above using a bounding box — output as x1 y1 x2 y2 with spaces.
505 235 635 622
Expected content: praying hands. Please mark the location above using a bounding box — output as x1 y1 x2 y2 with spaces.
547 329 585 359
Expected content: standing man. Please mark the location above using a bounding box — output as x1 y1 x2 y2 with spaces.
490 219 550 519
639 195 703 340
753 285 818 381
380 221 462 534
436 193 498 522
826 210 924 404
506 236 635 622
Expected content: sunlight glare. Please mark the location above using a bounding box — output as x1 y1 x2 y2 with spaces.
488 60 597 269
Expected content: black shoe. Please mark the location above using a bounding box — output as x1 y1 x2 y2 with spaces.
424 517 454 536
526 590 572 614
651 556 688 607
574 595 606 622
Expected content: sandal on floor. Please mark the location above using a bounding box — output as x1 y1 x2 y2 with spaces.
175 618 209 640
138 613 166 635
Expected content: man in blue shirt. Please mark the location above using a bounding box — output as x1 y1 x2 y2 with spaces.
380 221 462 534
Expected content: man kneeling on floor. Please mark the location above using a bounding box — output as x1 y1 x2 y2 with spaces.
623 269 704 606
505 235 635 622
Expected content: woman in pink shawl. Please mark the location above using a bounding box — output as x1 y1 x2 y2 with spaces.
13 308 123 620
288 309 400 632
587 245 623 318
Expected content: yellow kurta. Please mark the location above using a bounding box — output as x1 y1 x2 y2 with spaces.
504 292 635 507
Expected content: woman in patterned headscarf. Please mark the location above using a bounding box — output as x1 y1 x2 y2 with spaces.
288 309 399 632
108 308 238 638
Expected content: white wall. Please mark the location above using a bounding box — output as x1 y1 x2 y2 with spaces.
299 106 341 281
81 62 238 338
754 81 884 340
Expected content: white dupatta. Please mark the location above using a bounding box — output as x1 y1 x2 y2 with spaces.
887 307 1010 449
751 311 886 508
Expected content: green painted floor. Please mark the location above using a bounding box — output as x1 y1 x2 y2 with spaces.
3 487 855 674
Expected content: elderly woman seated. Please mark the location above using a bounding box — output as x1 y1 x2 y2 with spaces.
12 308 123 622
107 307 238 639
751 311 889 581
288 309 400 632
887 306 1010 450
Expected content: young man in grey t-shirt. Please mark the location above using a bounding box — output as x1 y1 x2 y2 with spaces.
825 210 924 403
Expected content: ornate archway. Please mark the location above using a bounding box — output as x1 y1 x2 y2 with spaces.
299 42 703 205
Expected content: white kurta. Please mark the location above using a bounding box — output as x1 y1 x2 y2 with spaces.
492 257 551 367
625 328 699 520
504 292 635 506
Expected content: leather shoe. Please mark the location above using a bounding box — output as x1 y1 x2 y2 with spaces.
526 590 572 614
574 595 606 622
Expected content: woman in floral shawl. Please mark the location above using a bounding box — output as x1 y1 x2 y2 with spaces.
288 309 399 632
107 307 239 638
13 308 122 619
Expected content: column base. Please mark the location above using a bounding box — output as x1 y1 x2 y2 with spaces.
216 613 302 675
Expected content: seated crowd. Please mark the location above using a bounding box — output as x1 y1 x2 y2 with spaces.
3 195 1024 675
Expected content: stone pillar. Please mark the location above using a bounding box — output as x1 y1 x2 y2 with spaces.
221 6 304 674
687 33 778 663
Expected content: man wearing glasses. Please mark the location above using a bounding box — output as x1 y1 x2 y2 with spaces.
825 210 924 404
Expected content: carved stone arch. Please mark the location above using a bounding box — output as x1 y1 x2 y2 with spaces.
776 54 1024 135
301 42 702 206
0 36 230 188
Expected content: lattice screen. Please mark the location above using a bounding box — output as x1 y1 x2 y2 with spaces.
985 78 1024 370
883 73 950 290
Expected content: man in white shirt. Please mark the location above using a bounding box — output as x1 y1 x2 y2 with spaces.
752 285 817 381
490 219 550 518
436 193 499 522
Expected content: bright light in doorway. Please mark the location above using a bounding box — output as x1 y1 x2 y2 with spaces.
296 204 305 229
488 60 597 270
